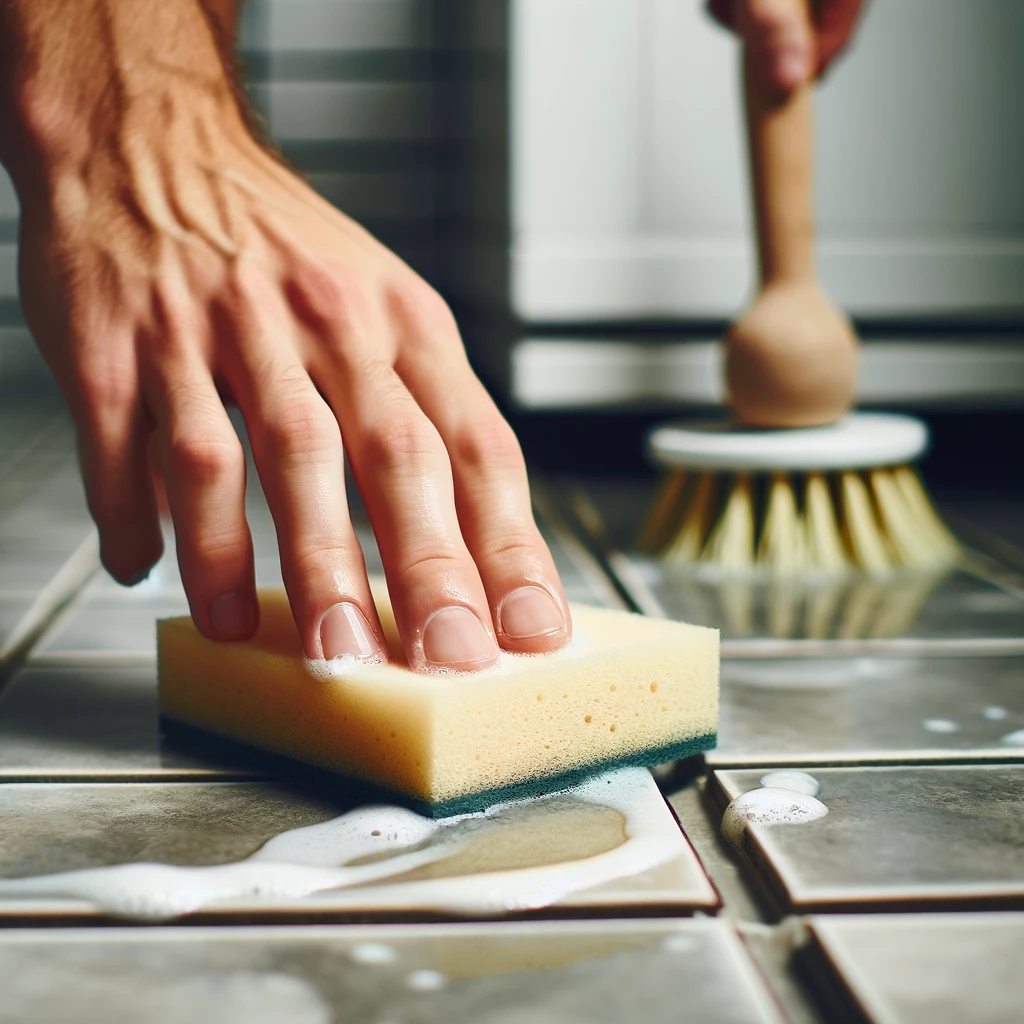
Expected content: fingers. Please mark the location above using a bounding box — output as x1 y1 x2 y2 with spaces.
290 271 498 673
813 0 865 77
217 270 388 664
309 273 570 659
72 345 164 586
146 356 258 642
736 0 815 92
709 0 864 90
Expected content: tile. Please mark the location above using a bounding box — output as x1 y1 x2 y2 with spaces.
0 664 236 777
0 772 718 923
252 0 432 52
709 765 1024 915
710 655 1024 766
33 594 190 657
802 913 1024 1024
250 82 434 141
0 919 782 1024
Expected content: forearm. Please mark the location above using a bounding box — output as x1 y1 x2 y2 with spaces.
0 0 242 196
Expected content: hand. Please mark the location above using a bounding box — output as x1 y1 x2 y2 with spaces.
5 0 571 673
708 0 866 92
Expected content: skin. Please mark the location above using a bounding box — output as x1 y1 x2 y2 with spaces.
0 0 865 667
708 0 866 93
0 0 572 672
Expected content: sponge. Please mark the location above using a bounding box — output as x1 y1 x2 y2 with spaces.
157 582 718 816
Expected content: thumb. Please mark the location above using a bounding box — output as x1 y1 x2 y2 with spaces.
735 0 814 93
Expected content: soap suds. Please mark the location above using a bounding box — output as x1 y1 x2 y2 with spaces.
721 772 827 847
1000 729 1024 747
349 944 396 966
0 768 680 921
984 706 1008 721
922 718 959 734
405 970 446 993
759 770 820 797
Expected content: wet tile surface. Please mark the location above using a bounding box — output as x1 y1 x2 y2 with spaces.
0 773 717 922
0 919 782 1024
0 664 237 777
710 655 1024 766
711 765 1024 915
803 913 1024 1024
33 595 191 657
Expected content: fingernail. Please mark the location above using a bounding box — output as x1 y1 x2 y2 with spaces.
209 589 258 640
422 606 497 670
320 602 383 661
775 50 809 87
498 585 566 640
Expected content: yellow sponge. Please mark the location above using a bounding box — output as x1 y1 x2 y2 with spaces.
157 583 718 815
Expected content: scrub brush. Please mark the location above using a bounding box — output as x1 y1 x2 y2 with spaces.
639 1 959 577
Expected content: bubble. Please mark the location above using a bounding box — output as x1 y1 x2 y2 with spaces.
984 706 1009 721
349 943 396 966
759 770 820 797
406 970 446 993
662 933 697 953
922 718 959 734
721 788 828 846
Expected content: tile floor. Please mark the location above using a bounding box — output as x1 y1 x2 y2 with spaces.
2 426 1024 1021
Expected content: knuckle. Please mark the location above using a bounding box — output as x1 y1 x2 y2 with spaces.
290 540 362 581
170 433 241 485
452 414 525 475
182 530 251 568
75 361 137 418
264 390 340 463
390 277 455 333
361 411 440 473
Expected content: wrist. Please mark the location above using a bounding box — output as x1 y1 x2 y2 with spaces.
0 0 246 205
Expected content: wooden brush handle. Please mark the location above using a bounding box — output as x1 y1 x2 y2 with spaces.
744 5 816 286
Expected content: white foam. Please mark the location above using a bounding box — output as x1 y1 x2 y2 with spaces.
0 767 679 921
406 970 446 992
922 718 959 734
984 706 1009 721
349 944 396 966
1001 729 1024 747
759 770 820 797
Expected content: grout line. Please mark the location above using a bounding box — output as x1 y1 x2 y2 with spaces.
0 531 100 693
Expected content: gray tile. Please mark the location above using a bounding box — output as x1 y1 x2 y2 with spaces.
0 773 717 923
0 919 782 1024
256 0 432 52
251 82 434 141
803 913 1024 1024
0 664 234 777
711 655 1024 766
34 594 190 656
710 765 1024 915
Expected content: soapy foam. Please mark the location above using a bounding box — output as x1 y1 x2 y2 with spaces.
0 768 681 921
405 970 446 993
1001 729 1024 747
922 718 959 734
721 772 827 846
984 706 1009 721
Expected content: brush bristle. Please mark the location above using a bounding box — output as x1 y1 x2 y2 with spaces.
647 464 959 577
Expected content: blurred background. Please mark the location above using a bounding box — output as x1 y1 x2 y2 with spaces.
1 0 1022 495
